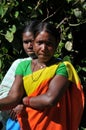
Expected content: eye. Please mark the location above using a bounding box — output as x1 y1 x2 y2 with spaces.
23 39 34 44
36 41 43 45
46 41 55 46
46 41 52 45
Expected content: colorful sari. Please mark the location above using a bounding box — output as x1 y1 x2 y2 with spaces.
17 61 84 130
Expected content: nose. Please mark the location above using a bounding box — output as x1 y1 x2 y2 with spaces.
41 43 47 51
27 42 33 47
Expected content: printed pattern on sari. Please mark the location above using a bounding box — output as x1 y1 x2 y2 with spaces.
17 61 84 130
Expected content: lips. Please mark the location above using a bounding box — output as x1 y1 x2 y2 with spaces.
27 49 34 52
39 53 50 57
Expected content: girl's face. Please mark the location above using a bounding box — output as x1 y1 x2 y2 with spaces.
33 31 57 63
22 32 34 57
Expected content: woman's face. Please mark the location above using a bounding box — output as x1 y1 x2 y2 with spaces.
33 31 57 63
22 32 34 57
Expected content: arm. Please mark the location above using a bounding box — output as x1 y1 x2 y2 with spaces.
0 75 25 110
1 59 22 87
0 59 22 99
23 75 71 109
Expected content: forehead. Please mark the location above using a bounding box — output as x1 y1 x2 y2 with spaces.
35 31 56 41
23 32 34 38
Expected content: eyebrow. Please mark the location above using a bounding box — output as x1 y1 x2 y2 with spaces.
23 39 34 43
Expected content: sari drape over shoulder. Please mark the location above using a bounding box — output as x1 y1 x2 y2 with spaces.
17 61 84 130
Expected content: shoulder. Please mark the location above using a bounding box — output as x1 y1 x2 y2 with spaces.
16 59 32 72
10 59 23 67
56 61 71 78
21 57 32 61
11 57 31 66
55 61 75 78
15 59 32 76
62 61 75 73
18 59 32 67
63 61 73 66
58 61 74 68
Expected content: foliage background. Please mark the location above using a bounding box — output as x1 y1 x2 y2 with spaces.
0 0 86 129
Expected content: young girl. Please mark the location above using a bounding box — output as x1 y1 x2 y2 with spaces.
0 20 38 130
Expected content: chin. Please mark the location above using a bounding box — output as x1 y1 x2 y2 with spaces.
29 53 37 59
27 52 34 55
39 58 50 62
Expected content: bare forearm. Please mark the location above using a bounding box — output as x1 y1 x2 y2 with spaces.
0 75 25 110
23 76 71 110
0 95 21 110
23 94 56 110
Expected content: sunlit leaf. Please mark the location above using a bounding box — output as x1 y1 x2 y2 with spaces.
82 67 86 72
14 11 19 18
0 5 8 18
73 8 82 18
5 31 14 42
83 2 86 10
9 25 16 33
68 33 72 39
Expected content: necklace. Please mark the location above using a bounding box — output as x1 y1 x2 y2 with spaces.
31 61 46 82
40 64 46 69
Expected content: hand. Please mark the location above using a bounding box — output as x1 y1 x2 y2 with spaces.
9 104 24 120
23 96 30 106
13 104 24 115
9 109 17 120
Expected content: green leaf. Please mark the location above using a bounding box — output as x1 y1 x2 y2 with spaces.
63 55 72 62
14 11 19 18
38 9 43 14
5 31 14 42
73 8 82 18
28 6 32 10
66 0 72 3
82 67 86 72
83 2 86 10
10 25 16 33
0 5 8 18
0 59 1 68
2 47 8 53
0 73 3 83
76 65 81 72
80 127 86 130
68 33 72 39
31 14 37 18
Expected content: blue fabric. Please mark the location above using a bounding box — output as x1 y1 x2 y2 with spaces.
6 118 20 130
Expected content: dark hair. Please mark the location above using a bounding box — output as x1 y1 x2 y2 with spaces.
34 22 60 43
22 20 40 34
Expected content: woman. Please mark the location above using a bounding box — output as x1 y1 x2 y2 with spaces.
0 22 84 130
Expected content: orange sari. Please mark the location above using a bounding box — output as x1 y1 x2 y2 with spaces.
18 61 84 130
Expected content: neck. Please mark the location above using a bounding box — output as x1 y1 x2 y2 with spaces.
32 59 46 72
29 54 37 59
36 59 46 67
37 57 57 66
